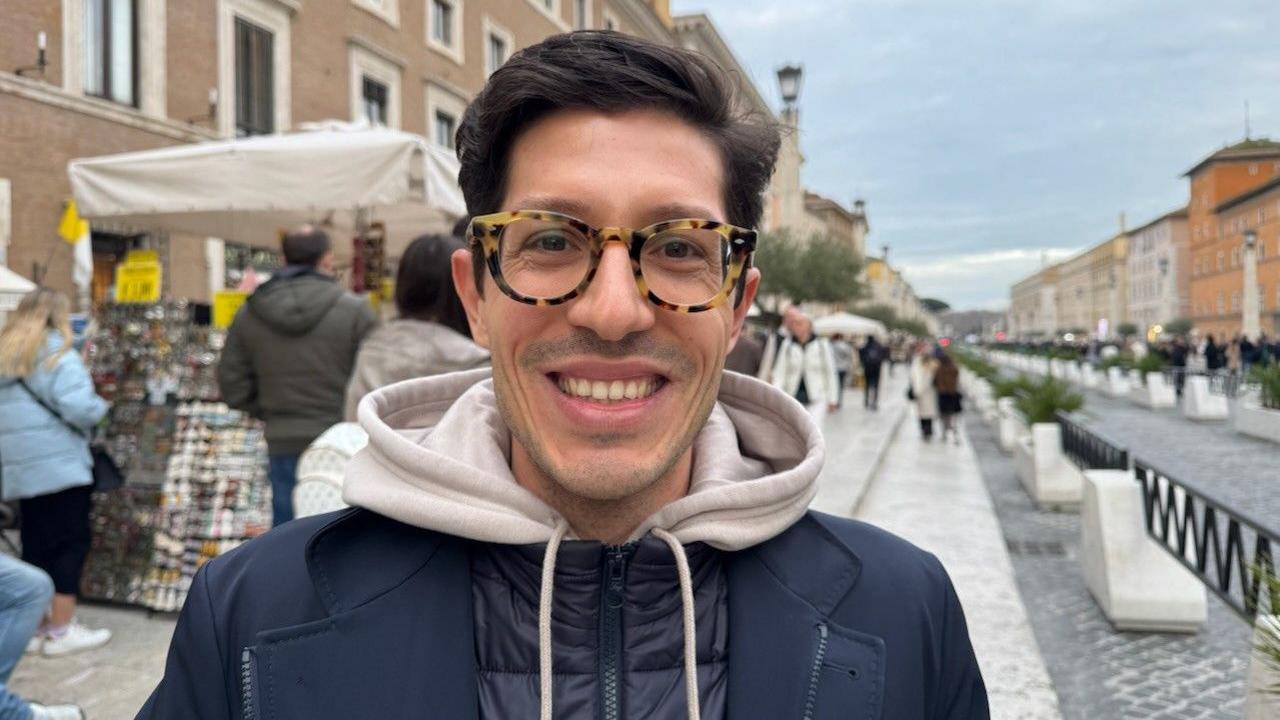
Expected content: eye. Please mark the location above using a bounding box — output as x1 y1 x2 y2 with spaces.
528 231 571 252
662 240 693 258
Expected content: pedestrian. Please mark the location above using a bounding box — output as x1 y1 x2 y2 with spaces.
1169 335 1189 399
1204 334 1224 372
141 31 988 720
0 288 112 657
934 351 963 445
343 234 488 421
829 334 854 408
770 308 841 421
218 225 378 526
0 556 86 719
755 305 799 383
858 334 887 410
909 342 940 440
1226 333 1242 377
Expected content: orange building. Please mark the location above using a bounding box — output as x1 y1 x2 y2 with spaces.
1185 139 1280 338
1211 178 1280 338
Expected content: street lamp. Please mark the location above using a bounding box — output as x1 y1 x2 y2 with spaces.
776 64 803 109
1243 230 1260 340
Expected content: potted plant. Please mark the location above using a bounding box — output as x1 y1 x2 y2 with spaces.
1236 364 1280 444
1012 377 1086 509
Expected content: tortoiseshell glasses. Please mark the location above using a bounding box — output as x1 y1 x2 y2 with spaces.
467 210 756 313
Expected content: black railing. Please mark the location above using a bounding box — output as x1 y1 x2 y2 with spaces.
1055 411 1129 470
1135 460 1279 622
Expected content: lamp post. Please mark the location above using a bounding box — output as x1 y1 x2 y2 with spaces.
1242 230 1261 341
776 64 803 112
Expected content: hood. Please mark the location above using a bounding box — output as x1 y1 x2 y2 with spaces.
360 319 488 372
342 368 823 551
248 269 344 336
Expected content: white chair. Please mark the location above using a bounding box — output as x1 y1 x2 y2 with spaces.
293 422 369 519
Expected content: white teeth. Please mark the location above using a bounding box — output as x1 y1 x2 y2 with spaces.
557 375 660 403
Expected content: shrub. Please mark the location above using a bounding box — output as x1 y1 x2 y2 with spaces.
1252 363 1280 410
1014 377 1084 424
1135 354 1166 384
993 376 1036 400
1099 353 1134 371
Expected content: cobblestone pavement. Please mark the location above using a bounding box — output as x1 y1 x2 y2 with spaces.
965 414 1253 720
1067 388 1279 532
857 408 1063 719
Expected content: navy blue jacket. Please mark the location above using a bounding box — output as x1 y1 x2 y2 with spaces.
137 508 988 719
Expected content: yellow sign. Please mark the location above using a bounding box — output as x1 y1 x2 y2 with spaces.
124 249 159 265
114 261 162 303
57 200 89 244
213 290 249 329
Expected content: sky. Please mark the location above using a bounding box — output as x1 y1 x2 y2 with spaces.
672 0 1280 310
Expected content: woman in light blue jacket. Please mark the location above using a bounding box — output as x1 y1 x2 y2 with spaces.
0 288 112 657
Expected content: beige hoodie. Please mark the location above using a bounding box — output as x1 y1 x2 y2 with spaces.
341 367 826 720
342 367 824 550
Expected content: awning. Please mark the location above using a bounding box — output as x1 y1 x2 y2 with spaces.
67 123 467 257
813 312 888 338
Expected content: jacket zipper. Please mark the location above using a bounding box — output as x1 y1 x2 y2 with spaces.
240 647 259 720
801 624 829 720
599 543 636 720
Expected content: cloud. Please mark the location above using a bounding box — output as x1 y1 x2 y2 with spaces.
895 248 1075 310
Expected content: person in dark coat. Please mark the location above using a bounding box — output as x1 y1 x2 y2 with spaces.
1169 336 1189 398
217 226 378 525
858 335 887 410
141 32 987 720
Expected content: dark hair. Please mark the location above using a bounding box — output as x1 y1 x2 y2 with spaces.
394 233 472 339
457 31 781 295
281 226 332 267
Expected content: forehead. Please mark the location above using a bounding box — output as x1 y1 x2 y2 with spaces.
501 107 726 226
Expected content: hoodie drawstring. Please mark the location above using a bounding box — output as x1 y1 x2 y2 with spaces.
538 519 570 720
538 523 700 720
652 528 701 720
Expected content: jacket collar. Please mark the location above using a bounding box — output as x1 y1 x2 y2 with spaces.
276 509 883 719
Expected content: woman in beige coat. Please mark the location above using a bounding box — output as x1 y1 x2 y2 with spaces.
909 342 940 441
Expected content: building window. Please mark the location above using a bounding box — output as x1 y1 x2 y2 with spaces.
349 43 401 129
361 76 388 125
1249 163 1259 176
483 17 513 77
84 0 138 107
1217 292 1225 314
1217 251 1225 271
574 0 589 29
1232 292 1240 312
434 110 456 149
353 0 399 27
526 0 567 29
234 18 274 136
426 0 464 64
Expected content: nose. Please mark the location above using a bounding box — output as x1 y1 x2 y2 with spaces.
565 242 655 341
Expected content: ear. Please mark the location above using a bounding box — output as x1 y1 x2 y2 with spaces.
726 267 760 351
451 248 491 349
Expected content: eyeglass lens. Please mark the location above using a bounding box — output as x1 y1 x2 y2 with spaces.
496 218 730 305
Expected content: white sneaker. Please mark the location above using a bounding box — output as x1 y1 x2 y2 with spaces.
29 702 85 720
25 632 45 654
41 621 111 657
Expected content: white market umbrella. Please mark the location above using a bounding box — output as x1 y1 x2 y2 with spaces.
67 123 467 257
813 312 888 339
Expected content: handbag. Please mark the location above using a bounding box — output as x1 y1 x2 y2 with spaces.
907 386 916 401
17 380 124 493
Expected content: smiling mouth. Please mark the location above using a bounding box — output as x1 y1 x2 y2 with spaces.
551 373 667 404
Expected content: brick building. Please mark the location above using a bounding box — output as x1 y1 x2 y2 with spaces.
1185 138 1280 338
1211 177 1280 338
0 0 703 307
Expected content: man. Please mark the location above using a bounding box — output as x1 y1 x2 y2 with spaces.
1169 335 1189 399
142 32 987 719
859 335 888 410
217 226 377 525
770 309 841 420
829 334 854 409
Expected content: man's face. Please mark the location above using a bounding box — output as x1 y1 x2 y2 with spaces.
454 108 759 503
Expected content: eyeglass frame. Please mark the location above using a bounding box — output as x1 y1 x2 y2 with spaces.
466 210 757 313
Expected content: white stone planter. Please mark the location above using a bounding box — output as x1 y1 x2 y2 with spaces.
998 398 1027 453
1050 359 1065 379
1245 615 1280 719
1129 372 1176 409
1079 470 1206 632
1104 367 1130 397
1181 375 1228 421
1065 362 1083 386
1013 422 1083 510
1235 398 1280 445
1080 365 1100 389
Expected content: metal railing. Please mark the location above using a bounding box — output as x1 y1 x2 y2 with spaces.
1135 460 1279 621
1160 367 1256 398
1055 411 1129 470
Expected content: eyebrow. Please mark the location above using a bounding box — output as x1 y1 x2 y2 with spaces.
510 195 722 225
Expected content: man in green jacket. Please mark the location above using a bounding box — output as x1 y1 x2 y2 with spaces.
217 226 377 526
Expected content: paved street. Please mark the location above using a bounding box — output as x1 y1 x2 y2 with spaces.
855 405 1063 719
1067 389 1280 530
965 413 1253 720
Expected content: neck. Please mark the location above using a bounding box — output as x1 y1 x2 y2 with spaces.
510 441 693 545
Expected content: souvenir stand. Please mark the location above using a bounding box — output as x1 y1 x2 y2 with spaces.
68 123 466 612
79 301 271 611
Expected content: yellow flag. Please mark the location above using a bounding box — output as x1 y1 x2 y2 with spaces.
58 200 90 244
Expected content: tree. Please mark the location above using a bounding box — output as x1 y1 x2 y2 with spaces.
752 229 802 310
1117 322 1139 338
752 230 864 308
920 297 951 313
854 303 933 338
